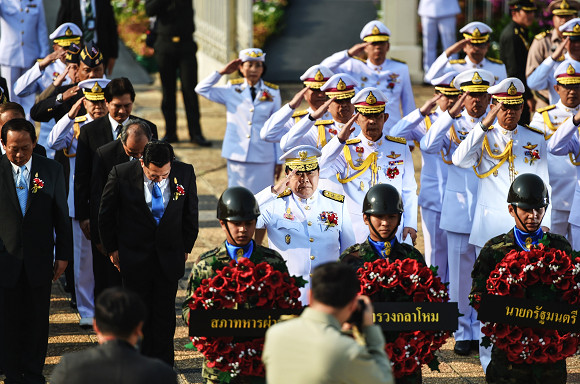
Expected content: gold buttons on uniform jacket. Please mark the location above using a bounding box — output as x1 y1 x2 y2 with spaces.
309 238 314 242
247 121 252 125
307 221 312 226
310 255 315 260
246 134 250 138
249 108 254 112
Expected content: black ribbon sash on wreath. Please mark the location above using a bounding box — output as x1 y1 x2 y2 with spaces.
188 302 459 337
478 294 580 333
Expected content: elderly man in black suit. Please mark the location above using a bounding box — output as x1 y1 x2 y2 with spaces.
51 287 177 384
89 119 152 298
0 118 72 383
99 141 198 365
56 0 119 75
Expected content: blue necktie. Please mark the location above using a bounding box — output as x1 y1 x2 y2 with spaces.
151 182 164 224
16 165 28 216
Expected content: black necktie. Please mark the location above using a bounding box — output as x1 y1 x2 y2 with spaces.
250 86 256 101
115 124 122 139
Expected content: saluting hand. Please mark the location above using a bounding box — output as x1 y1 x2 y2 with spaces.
53 64 72 87
68 96 85 119
218 59 242 75
445 39 469 57
348 42 369 58
288 87 309 109
337 113 359 143
39 50 64 70
310 96 336 120
271 169 296 195
419 94 442 116
62 85 80 101
481 102 502 129
552 37 569 61
447 92 468 117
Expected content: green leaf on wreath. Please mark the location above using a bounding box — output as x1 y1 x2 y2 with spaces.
218 371 233 384
184 341 196 350
293 275 308 288
430 265 439 276
210 256 222 271
481 336 492 348
539 233 550 247
427 357 441 372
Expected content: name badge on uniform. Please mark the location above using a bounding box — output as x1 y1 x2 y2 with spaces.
285 234 291 245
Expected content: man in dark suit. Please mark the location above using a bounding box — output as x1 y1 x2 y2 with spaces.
51 287 177 384
0 118 72 384
75 78 157 298
56 0 119 75
30 43 106 124
99 141 198 365
89 119 152 298
145 0 210 146
0 102 47 157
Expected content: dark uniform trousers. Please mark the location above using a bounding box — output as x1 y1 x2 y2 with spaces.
154 37 202 140
93 243 122 301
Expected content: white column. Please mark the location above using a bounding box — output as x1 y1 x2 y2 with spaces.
382 0 423 83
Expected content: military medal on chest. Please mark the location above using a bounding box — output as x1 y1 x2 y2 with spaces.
318 211 338 230
523 142 540 165
386 73 400 90
355 146 364 166
386 151 402 179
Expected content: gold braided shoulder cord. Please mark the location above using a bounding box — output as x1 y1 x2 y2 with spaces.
472 135 515 181
337 146 378 185
541 111 570 140
63 121 80 158
318 125 327 148
424 115 432 131
440 125 458 165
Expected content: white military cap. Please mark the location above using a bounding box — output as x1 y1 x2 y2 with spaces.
50 23 83 47
360 20 391 42
279 145 322 172
300 65 334 89
559 18 580 39
320 73 358 99
460 21 492 43
79 78 111 101
239 48 266 62
351 87 388 114
431 71 462 96
453 69 495 92
554 60 580 84
487 77 525 104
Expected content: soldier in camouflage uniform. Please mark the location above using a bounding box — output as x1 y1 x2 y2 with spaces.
470 174 571 383
182 186 286 384
340 184 424 384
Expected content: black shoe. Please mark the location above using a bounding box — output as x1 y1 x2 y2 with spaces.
454 340 471 356
471 340 480 351
190 135 211 147
161 135 179 143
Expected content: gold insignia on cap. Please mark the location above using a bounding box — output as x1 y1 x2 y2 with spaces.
472 72 483 84
246 50 263 57
449 78 455 88
314 70 324 81
507 82 517 95
574 23 580 33
473 28 481 37
562 0 570 9
298 150 308 160
366 91 377 105
337 78 346 91
568 63 576 75
91 82 102 93
65 27 72 36
372 25 380 35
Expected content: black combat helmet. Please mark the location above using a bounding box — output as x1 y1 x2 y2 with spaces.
217 187 260 221
507 173 549 210
362 184 404 215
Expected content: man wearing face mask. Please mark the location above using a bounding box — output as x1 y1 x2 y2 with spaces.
529 60 580 240
424 22 507 85
256 145 355 303
319 87 418 245
261 65 334 143
470 174 571 384
183 186 286 383
420 69 494 356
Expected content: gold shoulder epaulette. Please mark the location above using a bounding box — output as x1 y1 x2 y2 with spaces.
385 135 407 144
74 116 87 123
345 138 361 145
277 189 292 198
486 57 504 64
449 59 466 64
390 57 406 64
524 124 544 135
291 110 309 118
322 190 345 203
314 120 334 125
36 58 43 62
229 78 244 85
352 56 366 63
536 105 556 113
264 81 279 90
534 30 550 40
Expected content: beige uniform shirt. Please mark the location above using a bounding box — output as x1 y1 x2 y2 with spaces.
263 307 394 384
526 29 562 107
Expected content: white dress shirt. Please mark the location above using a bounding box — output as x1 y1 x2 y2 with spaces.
11 156 32 188
143 174 170 211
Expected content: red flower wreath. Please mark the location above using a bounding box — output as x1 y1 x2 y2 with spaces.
475 245 580 364
187 257 304 382
356 258 451 379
